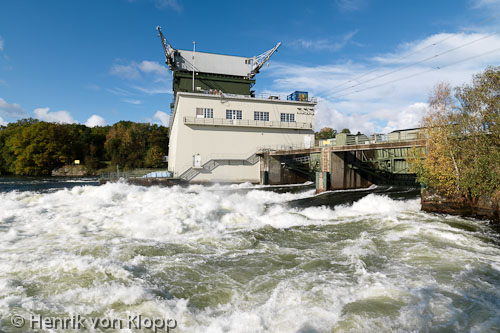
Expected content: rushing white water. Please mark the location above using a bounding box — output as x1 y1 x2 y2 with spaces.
1 182 500 332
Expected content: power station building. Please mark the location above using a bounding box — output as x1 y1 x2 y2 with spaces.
157 27 316 183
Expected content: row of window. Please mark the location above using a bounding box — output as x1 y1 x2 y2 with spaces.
196 108 295 122
196 108 213 119
226 109 243 120
280 113 295 122
254 111 269 121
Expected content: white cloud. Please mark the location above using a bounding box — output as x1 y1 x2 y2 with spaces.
0 36 3 52
290 30 359 52
85 114 107 127
123 99 142 105
110 63 141 80
0 116 7 126
33 107 76 124
133 85 172 95
0 97 24 117
472 0 500 8
379 103 428 133
265 31 500 134
110 60 170 80
139 61 169 76
153 110 170 127
107 87 134 96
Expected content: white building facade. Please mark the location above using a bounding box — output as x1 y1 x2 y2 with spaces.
168 92 316 183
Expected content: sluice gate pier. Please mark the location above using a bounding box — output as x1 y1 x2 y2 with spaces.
258 132 425 193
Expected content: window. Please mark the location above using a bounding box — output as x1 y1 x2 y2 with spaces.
204 108 213 118
254 111 269 121
196 108 213 118
280 113 295 122
226 109 242 120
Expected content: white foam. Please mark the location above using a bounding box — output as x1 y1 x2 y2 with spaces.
1 182 500 332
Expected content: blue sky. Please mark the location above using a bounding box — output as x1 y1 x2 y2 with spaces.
1 0 500 133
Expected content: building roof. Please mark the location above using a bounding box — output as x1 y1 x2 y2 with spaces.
388 127 423 133
173 50 253 77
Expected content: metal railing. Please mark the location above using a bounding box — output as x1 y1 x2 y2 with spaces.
318 132 423 148
189 90 317 103
178 153 260 181
100 168 171 180
258 144 312 152
184 116 313 129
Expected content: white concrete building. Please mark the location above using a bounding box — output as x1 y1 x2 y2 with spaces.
168 92 316 183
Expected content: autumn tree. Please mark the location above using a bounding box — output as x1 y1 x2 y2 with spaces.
409 67 500 202
315 127 337 140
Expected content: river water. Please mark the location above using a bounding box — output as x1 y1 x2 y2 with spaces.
0 178 499 332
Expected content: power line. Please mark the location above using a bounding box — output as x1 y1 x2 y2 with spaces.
313 34 457 97
319 32 497 99
328 46 500 100
314 13 500 99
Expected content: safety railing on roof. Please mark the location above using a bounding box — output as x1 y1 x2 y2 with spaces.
188 90 317 103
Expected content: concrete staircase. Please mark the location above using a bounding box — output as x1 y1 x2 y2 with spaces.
179 153 260 181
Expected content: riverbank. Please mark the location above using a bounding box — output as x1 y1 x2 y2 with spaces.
421 188 500 223
51 165 93 177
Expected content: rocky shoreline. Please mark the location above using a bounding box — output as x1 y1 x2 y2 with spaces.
421 189 500 223
51 165 93 177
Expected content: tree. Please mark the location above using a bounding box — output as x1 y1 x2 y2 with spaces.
145 146 165 168
340 128 351 134
315 127 337 140
0 118 168 175
454 67 500 200
104 122 169 170
8 121 71 175
408 67 500 202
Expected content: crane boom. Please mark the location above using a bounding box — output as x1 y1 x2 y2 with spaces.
249 42 281 78
156 26 176 71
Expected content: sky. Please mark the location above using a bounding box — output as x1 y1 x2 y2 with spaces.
1 0 500 134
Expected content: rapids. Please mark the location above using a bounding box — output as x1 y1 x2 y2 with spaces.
0 181 499 332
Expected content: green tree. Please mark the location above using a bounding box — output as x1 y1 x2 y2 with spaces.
145 146 165 168
340 128 351 134
8 121 71 175
104 122 169 169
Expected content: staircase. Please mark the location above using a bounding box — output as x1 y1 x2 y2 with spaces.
178 153 259 181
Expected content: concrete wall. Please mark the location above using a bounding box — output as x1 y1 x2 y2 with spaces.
168 92 316 183
330 151 372 190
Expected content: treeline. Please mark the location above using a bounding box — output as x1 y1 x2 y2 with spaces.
0 119 169 176
315 128 351 140
408 67 500 203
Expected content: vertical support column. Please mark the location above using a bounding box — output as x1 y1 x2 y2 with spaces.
330 151 345 190
260 151 269 185
268 155 282 185
316 147 331 193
